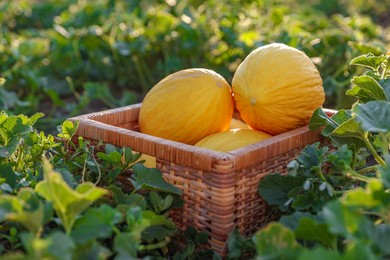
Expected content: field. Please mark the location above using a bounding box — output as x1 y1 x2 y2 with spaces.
1 0 390 259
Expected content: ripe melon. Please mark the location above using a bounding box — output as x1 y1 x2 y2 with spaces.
195 128 272 152
232 43 325 135
229 118 251 130
139 68 234 145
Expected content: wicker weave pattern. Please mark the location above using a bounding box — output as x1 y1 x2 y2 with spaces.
69 104 331 256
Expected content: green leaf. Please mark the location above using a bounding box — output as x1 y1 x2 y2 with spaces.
258 173 306 212
72 240 111 260
331 118 365 140
105 144 118 155
227 229 255 259
327 144 353 170
296 143 328 177
280 212 322 231
71 204 122 244
0 189 51 234
114 232 139 259
322 200 366 237
57 120 79 141
252 223 301 260
368 224 390 255
108 151 122 163
0 165 17 191
142 224 177 242
294 217 336 248
309 108 336 131
291 190 324 212
380 79 390 100
123 147 142 165
349 53 387 71
35 159 107 234
347 75 386 102
18 38 50 58
106 185 147 209
343 240 378 260
0 137 19 158
324 110 351 134
130 164 181 195
380 155 390 188
21 231 75 260
342 181 382 208
298 247 342 260
1 116 32 136
353 101 390 133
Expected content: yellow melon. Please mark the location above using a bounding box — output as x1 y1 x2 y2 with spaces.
229 117 251 130
139 68 234 145
195 128 272 152
232 43 325 135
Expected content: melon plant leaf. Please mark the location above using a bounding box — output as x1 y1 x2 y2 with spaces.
368 224 390 255
349 53 387 71
258 174 307 212
331 118 364 139
341 180 384 208
129 164 181 195
309 108 334 131
72 240 111 260
294 217 337 248
380 155 390 188
380 79 390 100
298 247 342 260
0 138 19 158
142 223 177 242
106 185 147 209
279 212 322 231
0 165 17 191
342 240 378 260
35 159 107 234
114 232 139 259
353 101 390 134
296 143 328 177
21 231 75 260
322 200 367 237
71 204 122 244
0 188 52 234
57 120 79 141
346 75 386 102
1 116 32 136
252 223 301 260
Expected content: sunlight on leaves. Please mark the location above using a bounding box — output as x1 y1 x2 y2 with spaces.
35 159 107 234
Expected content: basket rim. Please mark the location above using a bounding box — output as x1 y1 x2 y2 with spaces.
69 104 336 172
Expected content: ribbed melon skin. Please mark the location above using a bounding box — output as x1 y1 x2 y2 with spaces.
195 128 272 152
232 43 325 135
139 68 234 145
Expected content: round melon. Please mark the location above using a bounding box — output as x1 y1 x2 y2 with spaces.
139 68 234 145
195 128 272 152
232 43 325 135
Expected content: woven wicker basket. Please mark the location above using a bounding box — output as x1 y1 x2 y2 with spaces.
69 103 332 256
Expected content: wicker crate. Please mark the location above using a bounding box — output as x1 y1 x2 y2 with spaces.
69 103 331 256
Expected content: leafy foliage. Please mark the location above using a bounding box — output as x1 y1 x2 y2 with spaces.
251 52 390 259
0 113 212 259
1 0 389 132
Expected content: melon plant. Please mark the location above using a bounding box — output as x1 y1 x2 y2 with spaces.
139 68 234 145
232 43 325 135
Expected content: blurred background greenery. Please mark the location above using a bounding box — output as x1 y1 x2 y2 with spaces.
1 0 389 132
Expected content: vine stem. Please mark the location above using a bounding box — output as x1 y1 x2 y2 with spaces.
348 170 372 182
357 165 379 174
139 236 171 251
362 133 385 167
